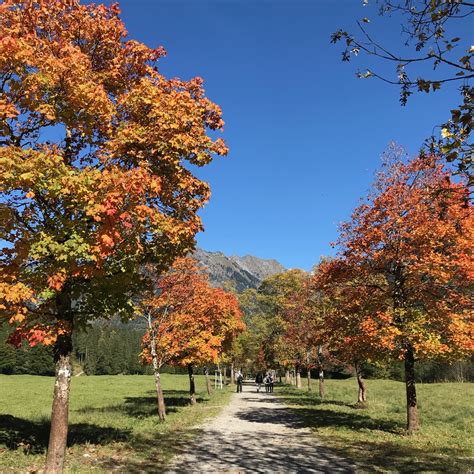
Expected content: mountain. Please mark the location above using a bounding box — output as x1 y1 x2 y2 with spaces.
194 248 286 292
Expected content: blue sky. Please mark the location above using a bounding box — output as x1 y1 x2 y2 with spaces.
118 0 471 270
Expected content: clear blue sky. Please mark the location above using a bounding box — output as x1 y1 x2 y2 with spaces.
118 0 471 270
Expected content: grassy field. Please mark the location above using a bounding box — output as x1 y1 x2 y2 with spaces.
0 374 232 472
276 378 474 473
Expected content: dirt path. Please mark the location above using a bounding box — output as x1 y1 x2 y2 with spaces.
167 387 355 473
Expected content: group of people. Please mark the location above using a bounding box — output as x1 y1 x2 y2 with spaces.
255 372 274 393
234 371 275 393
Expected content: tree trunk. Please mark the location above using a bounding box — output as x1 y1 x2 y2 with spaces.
307 368 312 391
155 372 166 421
405 346 420 433
230 363 235 385
45 331 73 474
147 313 166 421
285 369 290 384
230 362 235 385
355 363 367 404
205 367 212 396
223 365 227 385
319 368 325 399
296 367 302 388
188 364 196 405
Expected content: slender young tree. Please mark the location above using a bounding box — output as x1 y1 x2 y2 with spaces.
0 1 227 470
141 258 245 407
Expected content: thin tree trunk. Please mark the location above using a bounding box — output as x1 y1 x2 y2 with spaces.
405 346 419 432
147 313 166 421
155 372 166 421
285 369 290 384
205 367 212 396
296 367 302 388
45 331 73 473
319 367 325 399
223 365 227 385
188 364 196 405
230 363 235 385
355 363 367 404
306 349 312 391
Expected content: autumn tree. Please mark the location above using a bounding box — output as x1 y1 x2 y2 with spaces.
231 288 271 376
257 270 308 381
0 1 227 471
331 0 473 183
312 260 392 405
332 146 473 432
279 274 318 392
141 258 244 410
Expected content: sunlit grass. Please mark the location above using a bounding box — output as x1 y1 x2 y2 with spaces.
276 378 474 473
0 374 232 472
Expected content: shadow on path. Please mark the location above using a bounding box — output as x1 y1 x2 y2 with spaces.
237 405 400 433
162 393 355 473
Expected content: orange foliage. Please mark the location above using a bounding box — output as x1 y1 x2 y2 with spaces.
319 151 473 363
140 258 245 368
0 1 227 345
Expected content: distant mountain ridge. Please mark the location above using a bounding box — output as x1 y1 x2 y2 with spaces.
194 248 286 292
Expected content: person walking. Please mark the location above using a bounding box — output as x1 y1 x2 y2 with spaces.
236 370 244 393
264 373 270 393
268 373 274 393
255 373 263 392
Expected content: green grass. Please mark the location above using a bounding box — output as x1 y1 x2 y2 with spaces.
0 374 232 472
275 378 474 473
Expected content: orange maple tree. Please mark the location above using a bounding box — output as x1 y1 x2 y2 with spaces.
330 148 473 431
140 258 244 412
0 1 227 470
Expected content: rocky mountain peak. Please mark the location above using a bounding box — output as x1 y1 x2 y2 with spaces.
193 248 286 292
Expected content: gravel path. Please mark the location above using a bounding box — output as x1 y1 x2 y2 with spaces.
167 387 355 473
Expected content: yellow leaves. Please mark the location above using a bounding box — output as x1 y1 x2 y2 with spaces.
9 312 26 324
150 177 161 194
26 191 35 199
441 128 453 139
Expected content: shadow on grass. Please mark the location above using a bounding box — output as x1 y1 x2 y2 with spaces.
318 436 471 473
273 387 471 473
0 415 129 454
122 393 205 418
75 389 205 418
97 428 202 473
